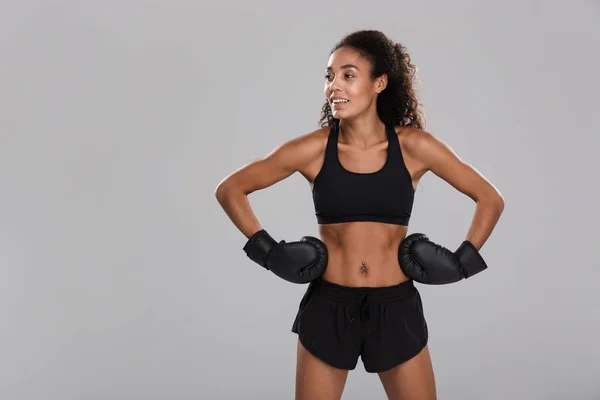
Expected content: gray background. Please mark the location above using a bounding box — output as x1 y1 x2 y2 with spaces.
1 1 599 399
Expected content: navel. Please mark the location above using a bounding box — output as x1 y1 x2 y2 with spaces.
360 261 368 274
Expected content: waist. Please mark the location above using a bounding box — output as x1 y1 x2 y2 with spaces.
309 277 416 303
321 259 408 287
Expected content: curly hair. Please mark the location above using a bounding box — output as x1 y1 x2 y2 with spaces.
319 30 425 130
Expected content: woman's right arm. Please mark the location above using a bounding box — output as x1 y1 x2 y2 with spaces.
214 131 322 238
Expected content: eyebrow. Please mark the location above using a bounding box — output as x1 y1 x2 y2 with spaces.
326 64 359 71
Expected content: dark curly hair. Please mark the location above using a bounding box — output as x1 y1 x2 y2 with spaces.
319 30 425 130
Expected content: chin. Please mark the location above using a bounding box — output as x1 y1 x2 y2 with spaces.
332 108 351 119
332 110 357 121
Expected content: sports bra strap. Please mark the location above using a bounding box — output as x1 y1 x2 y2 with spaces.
322 122 403 171
385 124 405 165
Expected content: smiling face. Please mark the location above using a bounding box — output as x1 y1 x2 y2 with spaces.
324 46 387 121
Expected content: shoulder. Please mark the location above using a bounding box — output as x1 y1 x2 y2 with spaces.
280 126 329 155
296 126 330 149
392 123 482 185
392 125 438 156
393 125 458 173
267 126 330 168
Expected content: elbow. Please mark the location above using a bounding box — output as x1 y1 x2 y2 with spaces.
215 179 245 205
487 191 505 216
214 180 231 205
494 189 505 211
495 197 505 217
477 189 505 214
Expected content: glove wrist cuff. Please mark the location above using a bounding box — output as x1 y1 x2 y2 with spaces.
243 229 278 269
455 241 488 278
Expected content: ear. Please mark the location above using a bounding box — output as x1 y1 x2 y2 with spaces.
375 74 388 93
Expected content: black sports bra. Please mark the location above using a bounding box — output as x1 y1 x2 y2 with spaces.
312 122 415 225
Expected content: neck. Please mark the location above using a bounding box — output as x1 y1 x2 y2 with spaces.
338 117 387 148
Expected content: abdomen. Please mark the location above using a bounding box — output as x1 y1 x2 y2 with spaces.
318 222 410 287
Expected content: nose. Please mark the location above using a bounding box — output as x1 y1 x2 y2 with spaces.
328 75 342 93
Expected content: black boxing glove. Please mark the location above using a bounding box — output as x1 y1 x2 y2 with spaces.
242 229 328 284
398 233 488 285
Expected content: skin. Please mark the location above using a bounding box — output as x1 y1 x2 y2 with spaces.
215 46 505 400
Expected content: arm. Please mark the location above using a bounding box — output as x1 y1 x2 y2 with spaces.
410 130 505 250
398 129 505 285
214 130 328 284
215 131 322 238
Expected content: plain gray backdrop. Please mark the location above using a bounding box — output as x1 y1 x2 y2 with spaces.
1 1 599 399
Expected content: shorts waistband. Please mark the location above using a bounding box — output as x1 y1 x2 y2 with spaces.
309 278 416 304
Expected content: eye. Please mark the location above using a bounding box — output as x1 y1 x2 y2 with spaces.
324 73 354 81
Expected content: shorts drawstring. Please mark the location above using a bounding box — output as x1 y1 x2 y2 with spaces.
358 294 370 321
349 294 370 326
358 294 372 335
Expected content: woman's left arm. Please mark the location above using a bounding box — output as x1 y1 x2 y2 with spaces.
409 129 505 251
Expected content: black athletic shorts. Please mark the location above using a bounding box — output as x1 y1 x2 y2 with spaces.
291 278 428 373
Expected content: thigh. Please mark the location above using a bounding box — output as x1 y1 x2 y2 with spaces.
296 340 349 400
377 345 436 400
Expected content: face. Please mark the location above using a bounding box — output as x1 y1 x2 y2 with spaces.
324 46 387 120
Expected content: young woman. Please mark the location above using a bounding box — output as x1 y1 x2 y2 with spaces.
215 29 504 400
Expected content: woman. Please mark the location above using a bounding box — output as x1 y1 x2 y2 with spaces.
215 30 504 400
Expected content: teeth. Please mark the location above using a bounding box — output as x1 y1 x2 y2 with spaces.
332 99 349 103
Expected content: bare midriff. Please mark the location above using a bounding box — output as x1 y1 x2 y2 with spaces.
318 221 410 288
